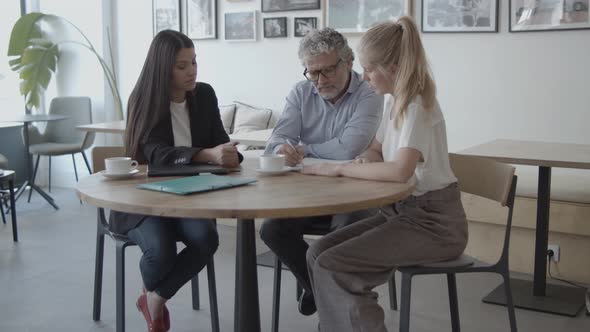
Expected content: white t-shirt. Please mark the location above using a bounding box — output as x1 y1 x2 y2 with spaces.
376 95 457 196
170 100 192 147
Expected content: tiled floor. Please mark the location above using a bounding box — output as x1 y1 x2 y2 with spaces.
1 187 589 331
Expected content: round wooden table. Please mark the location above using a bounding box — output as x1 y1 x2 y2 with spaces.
76 159 414 332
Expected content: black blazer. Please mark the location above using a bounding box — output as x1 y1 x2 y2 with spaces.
110 82 241 234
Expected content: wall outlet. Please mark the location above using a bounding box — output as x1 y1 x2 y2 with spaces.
548 244 560 263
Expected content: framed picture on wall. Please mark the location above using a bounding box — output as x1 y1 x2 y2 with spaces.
325 0 411 33
294 17 318 37
262 0 321 13
153 0 181 35
422 0 499 32
509 0 590 32
186 0 217 39
264 17 288 38
225 11 257 41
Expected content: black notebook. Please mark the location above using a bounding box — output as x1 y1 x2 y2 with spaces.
147 164 240 177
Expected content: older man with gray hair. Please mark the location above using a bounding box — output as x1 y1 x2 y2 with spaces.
260 28 383 317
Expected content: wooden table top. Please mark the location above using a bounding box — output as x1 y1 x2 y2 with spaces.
75 159 414 219
0 170 15 180
459 139 590 169
76 120 126 134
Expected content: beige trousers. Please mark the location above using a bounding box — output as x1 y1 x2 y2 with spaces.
307 183 468 332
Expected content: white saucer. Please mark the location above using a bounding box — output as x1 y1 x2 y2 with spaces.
100 169 140 179
255 167 295 176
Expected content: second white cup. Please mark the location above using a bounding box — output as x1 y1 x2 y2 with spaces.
105 157 138 174
259 154 285 171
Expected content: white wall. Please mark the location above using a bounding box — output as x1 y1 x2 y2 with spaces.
43 0 588 187
114 0 590 156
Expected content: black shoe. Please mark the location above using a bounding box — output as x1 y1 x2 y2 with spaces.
298 289 317 316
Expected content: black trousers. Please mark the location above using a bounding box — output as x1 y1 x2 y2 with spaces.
259 209 377 297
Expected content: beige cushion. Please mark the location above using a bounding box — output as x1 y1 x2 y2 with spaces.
219 104 236 134
29 142 83 155
515 165 590 204
232 101 273 134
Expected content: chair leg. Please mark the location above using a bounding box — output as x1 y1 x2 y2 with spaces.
93 222 105 321
191 273 200 310
8 180 17 242
389 272 398 310
115 241 127 332
447 273 461 332
272 255 282 332
0 198 5 225
72 154 79 182
207 258 220 332
81 151 92 174
399 272 413 332
28 155 40 202
502 272 518 332
71 154 83 205
48 156 51 192
0 183 8 211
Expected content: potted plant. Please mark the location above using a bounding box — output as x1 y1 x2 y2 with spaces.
7 12 123 120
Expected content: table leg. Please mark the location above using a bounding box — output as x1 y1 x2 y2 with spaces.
483 166 585 316
234 219 261 332
533 166 551 295
17 122 58 210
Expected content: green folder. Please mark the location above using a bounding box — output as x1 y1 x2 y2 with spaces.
137 174 257 195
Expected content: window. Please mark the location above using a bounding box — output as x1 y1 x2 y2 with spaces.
0 1 24 118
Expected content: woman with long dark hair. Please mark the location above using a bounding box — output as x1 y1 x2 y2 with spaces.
113 29 241 332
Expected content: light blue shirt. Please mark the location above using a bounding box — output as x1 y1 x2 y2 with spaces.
265 71 383 160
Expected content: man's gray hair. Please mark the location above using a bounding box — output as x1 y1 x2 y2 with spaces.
297 27 354 64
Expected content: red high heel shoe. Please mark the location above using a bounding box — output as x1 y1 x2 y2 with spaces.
142 288 170 331
163 304 170 331
136 294 166 332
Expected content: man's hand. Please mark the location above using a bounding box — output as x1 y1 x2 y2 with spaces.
276 143 304 166
196 142 240 167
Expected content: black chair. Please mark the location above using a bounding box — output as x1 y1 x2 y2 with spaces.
393 153 518 332
268 224 398 332
0 168 18 242
0 153 8 223
91 146 219 332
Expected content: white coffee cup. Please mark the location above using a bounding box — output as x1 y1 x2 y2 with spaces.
105 157 138 174
259 154 285 172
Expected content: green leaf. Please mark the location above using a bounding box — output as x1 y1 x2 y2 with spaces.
16 44 59 109
8 58 24 71
7 13 45 57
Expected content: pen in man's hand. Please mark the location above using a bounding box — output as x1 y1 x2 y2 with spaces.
287 139 303 166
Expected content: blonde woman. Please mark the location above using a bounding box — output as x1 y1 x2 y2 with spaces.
302 17 468 332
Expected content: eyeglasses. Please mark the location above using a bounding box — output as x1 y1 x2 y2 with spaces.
303 59 343 82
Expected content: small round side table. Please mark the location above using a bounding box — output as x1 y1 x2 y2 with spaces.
0 170 18 242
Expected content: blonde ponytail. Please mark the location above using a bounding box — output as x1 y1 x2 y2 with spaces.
359 16 436 128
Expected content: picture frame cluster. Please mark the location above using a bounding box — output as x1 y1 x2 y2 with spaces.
151 0 590 41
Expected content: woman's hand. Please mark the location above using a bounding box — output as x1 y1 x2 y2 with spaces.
196 142 239 167
353 156 370 164
301 163 342 177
